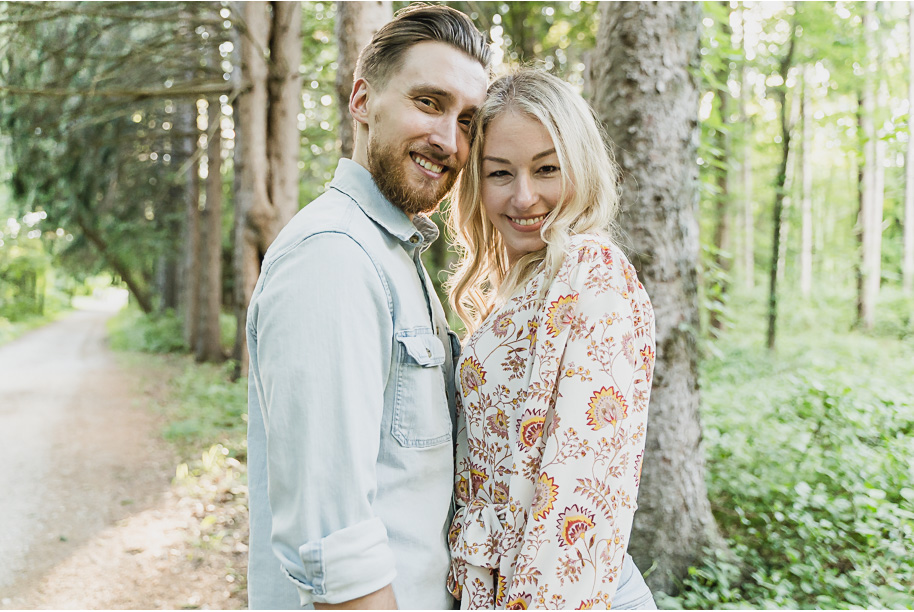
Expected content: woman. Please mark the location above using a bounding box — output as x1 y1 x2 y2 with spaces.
446 69 657 610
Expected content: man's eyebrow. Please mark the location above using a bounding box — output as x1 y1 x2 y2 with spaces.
483 148 557 165
409 84 479 115
409 84 454 101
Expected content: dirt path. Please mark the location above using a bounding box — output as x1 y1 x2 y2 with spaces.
0 299 246 609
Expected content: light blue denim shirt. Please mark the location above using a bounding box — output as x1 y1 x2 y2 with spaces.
246 159 459 609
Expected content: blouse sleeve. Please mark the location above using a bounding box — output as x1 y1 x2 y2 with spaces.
505 240 655 609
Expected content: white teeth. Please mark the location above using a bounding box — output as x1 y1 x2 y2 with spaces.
510 215 546 226
413 154 444 174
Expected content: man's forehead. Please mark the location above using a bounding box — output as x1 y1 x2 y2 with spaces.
394 41 487 107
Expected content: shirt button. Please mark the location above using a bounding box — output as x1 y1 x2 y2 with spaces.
409 235 420 244
426 348 432 357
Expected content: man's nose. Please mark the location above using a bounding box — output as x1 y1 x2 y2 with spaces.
428 117 459 158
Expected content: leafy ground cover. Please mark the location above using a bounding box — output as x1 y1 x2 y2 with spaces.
662 286 914 609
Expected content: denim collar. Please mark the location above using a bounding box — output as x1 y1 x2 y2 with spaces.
329 158 438 251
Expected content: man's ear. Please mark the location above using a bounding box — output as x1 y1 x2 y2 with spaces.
349 78 371 127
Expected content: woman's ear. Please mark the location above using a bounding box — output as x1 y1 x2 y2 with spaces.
349 78 371 126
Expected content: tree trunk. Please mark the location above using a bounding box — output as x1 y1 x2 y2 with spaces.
182 99 202 348
335 1 392 159
196 101 225 363
799 65 813 297
232 1 302 377
739 65 755 289
905 1 914 294
710 8 732 333
859 7 879 330
766 19 796 351
590 1 724 595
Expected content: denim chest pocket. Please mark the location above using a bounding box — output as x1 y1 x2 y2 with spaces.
392 328 452 448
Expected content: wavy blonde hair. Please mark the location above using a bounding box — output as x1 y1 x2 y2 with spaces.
446 68 622 335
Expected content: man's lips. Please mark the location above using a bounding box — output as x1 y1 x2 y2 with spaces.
410 152 448 176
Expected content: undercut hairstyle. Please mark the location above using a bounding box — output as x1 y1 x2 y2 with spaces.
446 68 623 335
354 2 491 91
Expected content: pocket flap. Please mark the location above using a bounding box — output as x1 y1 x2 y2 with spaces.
396 330 445 367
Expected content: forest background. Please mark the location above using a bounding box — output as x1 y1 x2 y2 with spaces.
1 1 912 609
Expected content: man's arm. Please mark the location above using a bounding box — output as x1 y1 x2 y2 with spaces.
251 232 397 607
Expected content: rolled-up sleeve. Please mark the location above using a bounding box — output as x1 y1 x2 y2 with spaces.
249 231 397 606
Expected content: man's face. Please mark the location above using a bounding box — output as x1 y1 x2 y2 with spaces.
365 41 487 215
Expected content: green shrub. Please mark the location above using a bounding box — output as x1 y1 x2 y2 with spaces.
108 307 187 353
666 287 914 609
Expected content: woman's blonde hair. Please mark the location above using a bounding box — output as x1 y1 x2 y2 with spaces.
446 68 622 335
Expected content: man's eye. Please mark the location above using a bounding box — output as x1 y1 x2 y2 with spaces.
417 97 437 109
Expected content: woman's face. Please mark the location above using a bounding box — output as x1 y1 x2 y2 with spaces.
481 111 564 267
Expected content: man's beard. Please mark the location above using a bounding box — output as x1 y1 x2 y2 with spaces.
367 135 457 216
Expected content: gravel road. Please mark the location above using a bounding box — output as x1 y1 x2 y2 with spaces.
0 298 174 603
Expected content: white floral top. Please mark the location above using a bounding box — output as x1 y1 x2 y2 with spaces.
448 235 656 610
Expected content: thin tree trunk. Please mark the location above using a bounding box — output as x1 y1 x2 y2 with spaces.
266 0 302 232
859 7 879 330
710 7 732 332
183 99 202 348
739 8 755 290
196 101 225 363
799 65 813 297
335 1 392 159
591 1 724 594
766 20 796 351
905 1 914 294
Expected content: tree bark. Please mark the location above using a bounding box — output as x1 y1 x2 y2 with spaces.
182 99 202 349
858 6 879 330
766 17 796 351
590 1 724 595
710 6 733 333
739 8 755 291
232 1 302 377
196 101 225 363
799 65 813 297
905 2 914 294
335 1 392 159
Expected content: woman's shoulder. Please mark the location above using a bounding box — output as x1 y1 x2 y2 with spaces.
558 233 646 297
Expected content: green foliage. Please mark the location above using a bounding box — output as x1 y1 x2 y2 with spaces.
666 286 914 609
107 306 187 354
160 360 246 459
109 306 246 457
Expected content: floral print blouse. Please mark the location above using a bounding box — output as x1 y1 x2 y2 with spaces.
448 235 656 610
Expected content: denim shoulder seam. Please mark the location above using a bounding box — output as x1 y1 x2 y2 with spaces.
261 229 394 317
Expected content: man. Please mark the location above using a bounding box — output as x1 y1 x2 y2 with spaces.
246 5 490 609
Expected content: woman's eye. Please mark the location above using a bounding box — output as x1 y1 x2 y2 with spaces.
487 170 510 178
539 165 559 174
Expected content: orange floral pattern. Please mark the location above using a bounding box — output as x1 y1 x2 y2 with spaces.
448 235 656 610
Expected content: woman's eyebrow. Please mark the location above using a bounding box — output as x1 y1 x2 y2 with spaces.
484 148 556 165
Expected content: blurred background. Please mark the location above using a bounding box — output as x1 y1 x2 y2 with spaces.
0 1 912 609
